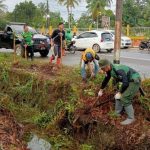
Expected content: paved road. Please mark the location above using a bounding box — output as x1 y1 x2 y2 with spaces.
0 48 150 78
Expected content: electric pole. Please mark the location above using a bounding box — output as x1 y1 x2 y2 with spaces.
46 0 50 30
113 0 123 64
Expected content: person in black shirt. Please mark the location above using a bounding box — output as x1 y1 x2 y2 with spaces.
50 22 66 65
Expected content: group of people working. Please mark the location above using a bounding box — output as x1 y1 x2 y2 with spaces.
22 22 141 126
81 48 141 125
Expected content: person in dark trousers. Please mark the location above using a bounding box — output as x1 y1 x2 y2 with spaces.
50 22 66 65
98 59 141 125
21 25 34 60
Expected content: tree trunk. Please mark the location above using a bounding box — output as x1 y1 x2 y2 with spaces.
67 6 70 29
113 0 123 64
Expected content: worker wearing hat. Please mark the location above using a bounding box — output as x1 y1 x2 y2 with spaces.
81 48 99 82
98 59 141 125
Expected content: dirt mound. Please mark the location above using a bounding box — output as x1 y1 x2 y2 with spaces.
0 107 28 150
58 92 150 149
12 63 59 78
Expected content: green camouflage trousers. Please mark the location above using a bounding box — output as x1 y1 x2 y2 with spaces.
121 81 141 107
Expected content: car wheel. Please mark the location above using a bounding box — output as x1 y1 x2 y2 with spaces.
107 49 113 53
92 44 100 53
69 46 76 54
139 44 144 50
40 49 49 57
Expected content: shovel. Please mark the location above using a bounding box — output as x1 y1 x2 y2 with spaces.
73 95 114 125
24 45 27 60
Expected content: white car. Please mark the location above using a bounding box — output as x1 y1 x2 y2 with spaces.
72 30 114 53
106 30 132 48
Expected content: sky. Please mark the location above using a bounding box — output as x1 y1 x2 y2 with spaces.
3 0 116 21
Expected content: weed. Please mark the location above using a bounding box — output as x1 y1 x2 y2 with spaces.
108 110 120 119
84 89 95 97
1 68 9 84
80 144 93 150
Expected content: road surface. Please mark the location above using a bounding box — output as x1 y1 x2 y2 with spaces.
0 48 150 78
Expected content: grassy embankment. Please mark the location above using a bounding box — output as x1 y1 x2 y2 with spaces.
0 53 149 150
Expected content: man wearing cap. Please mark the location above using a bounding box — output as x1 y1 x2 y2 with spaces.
81 48 99 82
98 59 141 125
50 22 66 65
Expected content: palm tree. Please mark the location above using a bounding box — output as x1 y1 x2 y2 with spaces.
57 0 81 28
0 0 7 18
0 0 6 11
86 0 112 20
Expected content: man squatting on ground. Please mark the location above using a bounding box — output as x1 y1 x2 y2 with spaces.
98 59 141 125
21 25 34 60
81 48 99 82
50 22 66 65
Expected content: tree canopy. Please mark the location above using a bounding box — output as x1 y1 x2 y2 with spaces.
122 0 150 26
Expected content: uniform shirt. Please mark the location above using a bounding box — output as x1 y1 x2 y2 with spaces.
51 29 65 46
101 64 141 93
65 30 73 41
82 48 96 63
21 31 33 46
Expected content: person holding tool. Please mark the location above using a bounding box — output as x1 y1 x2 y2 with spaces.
98 59 142 125
50 22 66 65
81 48 99 83
21 25 34 60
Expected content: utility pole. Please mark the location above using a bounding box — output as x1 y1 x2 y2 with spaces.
113 0 123 64
97 14 98 30
46 0 50 31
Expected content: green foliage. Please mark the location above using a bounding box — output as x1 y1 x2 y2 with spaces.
0 18 7 30
5 1 64 28
13 77 33 96
33 112 51 128
0 53 149 149
1 67 9 84
86 0 111 20
49 134 72 150
77 13 93 28
123 0 150 27
80 144 93 150
0 0 6 12
108 110 119 119
139 97 150 111
84 89 95 96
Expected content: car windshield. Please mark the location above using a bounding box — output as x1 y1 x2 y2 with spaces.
111 31 124 36
11 25 37 34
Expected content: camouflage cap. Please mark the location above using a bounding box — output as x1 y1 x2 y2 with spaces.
99 59 111 68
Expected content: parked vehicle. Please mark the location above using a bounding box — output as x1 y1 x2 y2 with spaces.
65 41 77 54
139 40 150 51
106 30 132 48
0 22 50 57
72 30 114 53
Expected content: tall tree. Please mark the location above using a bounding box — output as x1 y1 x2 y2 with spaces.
122 0 138 26
57 0 81 28
86 0 112 20
77 13 93 28
12 1 37 24
0 0 6 12
122 0 150 27
0 0 7 29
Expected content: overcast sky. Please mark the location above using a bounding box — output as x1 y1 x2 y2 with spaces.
3 0 116 21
